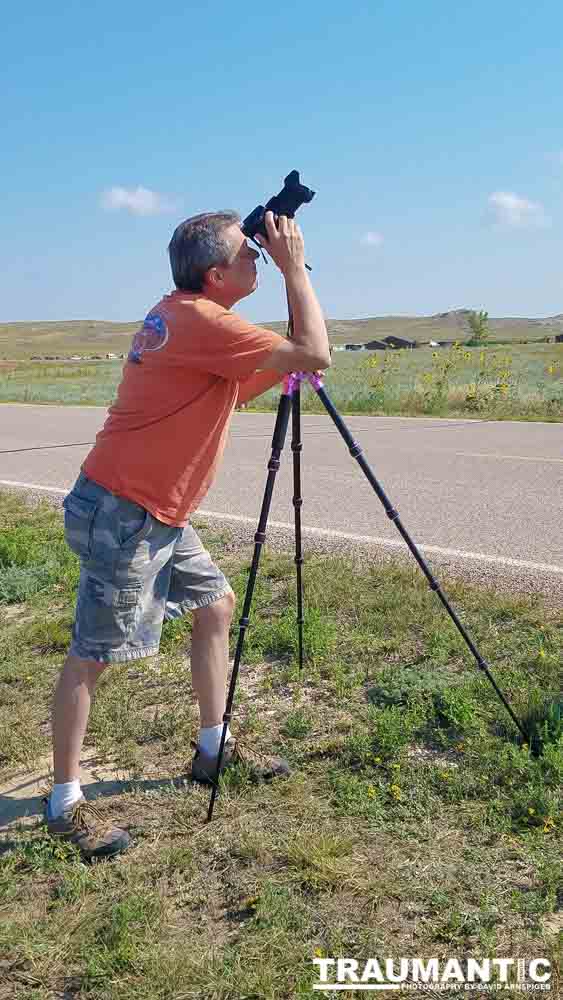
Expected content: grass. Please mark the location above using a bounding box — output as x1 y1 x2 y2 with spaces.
1 343 561 420
1 313 561 360
0 490 562 998
247 343 563 422
0 320 138 361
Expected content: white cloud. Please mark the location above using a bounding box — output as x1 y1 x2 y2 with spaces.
362 231 384 246
487 191 550 229
100 185 176 216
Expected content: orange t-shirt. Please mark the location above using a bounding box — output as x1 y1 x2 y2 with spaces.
82 291 286 526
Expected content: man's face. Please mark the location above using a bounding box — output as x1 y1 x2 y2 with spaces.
203 224 260 306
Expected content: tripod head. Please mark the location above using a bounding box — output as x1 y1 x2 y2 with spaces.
241 170 315 241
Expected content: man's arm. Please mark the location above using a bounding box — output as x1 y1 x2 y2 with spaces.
255 213 331 374
237 369 284 405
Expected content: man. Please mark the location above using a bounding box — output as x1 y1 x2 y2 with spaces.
44 210 331 859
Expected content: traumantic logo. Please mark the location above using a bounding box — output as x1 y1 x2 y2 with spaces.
312 956 552 992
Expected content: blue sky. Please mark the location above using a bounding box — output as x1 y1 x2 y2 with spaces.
2 1 562 323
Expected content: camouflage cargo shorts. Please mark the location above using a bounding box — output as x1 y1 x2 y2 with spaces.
63 473 233 663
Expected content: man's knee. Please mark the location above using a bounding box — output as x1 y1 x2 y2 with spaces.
193 591 236 630
62 654 109 689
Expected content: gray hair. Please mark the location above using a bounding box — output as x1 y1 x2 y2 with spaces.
168 210 241 292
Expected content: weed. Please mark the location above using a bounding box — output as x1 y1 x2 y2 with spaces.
281 708 314 739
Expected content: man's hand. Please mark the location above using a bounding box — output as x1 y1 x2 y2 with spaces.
254 211 305 276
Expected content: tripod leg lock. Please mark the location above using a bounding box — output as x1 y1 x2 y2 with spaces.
293 498 303 508
238 616 250 627
386 507 399 521
268 458 281 472
254 531 266 544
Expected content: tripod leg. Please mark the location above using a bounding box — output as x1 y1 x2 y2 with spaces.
308 377 528 743
291 383 305 671
206 389 292 822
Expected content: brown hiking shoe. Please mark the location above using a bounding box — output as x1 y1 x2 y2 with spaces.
43 795 130 860
191 738 291 786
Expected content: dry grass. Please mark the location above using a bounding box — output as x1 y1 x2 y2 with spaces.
0 490 561 998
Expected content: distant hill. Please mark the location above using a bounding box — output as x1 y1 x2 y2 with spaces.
0 321 139 360
266 309 563 346
1 310 562 359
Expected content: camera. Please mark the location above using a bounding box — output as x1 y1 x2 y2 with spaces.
241 170 315 240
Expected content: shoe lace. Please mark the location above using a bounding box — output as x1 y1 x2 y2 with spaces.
229 738 272 766
41 788 113 836
70 799 108 833
191 737 271 766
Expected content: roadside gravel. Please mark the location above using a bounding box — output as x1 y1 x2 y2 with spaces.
3 484 562 611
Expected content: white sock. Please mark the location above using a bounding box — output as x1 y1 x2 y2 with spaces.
199 724 232 758
49 779 82 818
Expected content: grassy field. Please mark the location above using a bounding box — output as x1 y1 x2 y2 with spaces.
0 321 139 361
1 311 562 361
0 491 561 998
1 342 561 421
247 343 563 421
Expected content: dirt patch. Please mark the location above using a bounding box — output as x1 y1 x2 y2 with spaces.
0 748 183 833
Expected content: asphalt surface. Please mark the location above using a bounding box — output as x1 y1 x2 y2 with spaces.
1 404 562 603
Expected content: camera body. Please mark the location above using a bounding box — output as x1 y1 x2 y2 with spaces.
241 170 315 239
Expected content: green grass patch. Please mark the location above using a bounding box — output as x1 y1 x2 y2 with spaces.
0 490 561 998
1 342 562 420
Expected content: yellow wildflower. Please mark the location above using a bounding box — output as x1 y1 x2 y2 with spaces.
367 785 376 798
314 948 324 958
528 808 535 816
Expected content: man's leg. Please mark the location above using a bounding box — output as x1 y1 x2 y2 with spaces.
190 592 236 729
188 590 290 784
46 650 130 857
166 523 290 782
52 653 107 783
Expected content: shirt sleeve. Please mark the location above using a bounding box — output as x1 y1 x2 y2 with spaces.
177 299 287 379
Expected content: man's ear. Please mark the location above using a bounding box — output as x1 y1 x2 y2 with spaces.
204 266 224 289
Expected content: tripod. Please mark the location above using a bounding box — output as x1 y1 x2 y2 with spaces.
206 370 529 822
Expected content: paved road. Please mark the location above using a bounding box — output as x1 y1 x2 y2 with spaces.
1 404 562 600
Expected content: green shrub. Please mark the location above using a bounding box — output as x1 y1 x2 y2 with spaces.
281 709 314 739
367 664 462 708
0 561 62 603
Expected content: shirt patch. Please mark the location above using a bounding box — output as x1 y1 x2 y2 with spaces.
128 313 169 363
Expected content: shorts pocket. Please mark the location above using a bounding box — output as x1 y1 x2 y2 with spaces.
63 492 98 560
119 509 151 548
83 576 142 645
